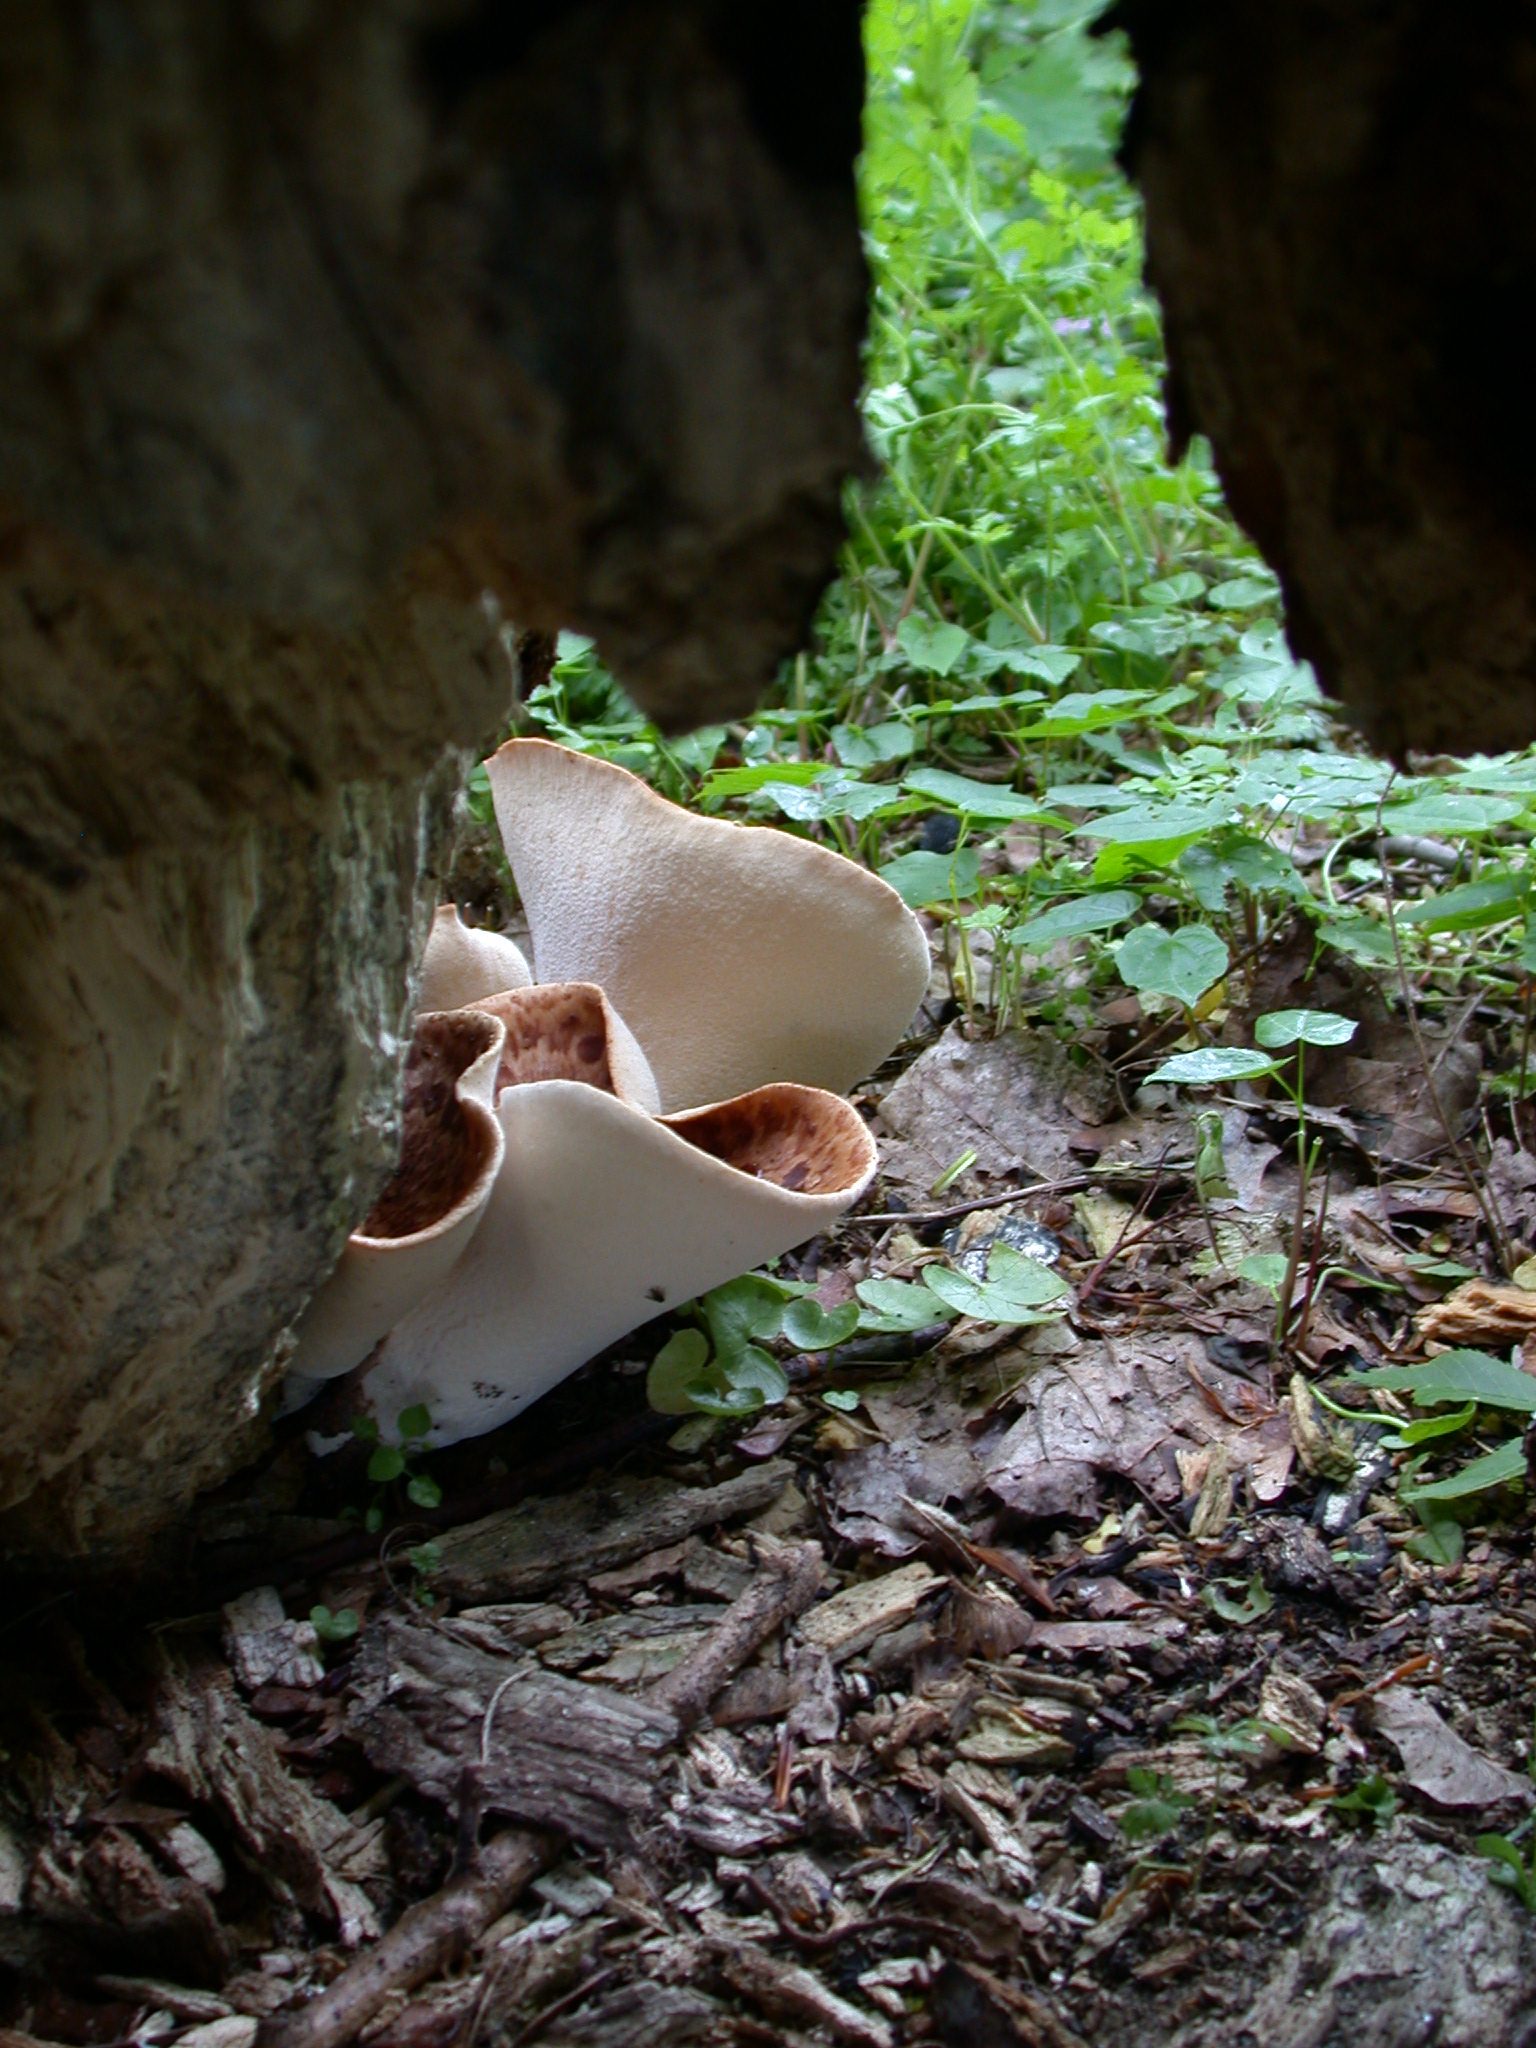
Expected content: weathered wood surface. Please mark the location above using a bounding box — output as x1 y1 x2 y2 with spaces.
430 1458 794 1603
1112 0 1536 755
347 1619 679 1847
0 1 867 1565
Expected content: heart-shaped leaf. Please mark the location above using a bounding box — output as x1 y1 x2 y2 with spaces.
897 615 972 676
879 848 982 907
1116 923 1229 1007
855 1276 957 1333
782 1298 860 1351
923 1246 1068 1323
646 1328 713 1415
703 1276 786 1364
1254 1009 1358 1049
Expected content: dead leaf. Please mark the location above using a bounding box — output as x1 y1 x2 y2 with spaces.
1368 1686 1532 1808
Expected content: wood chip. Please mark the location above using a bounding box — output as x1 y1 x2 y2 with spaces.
1417 1277 1536 1347
144 1649 380 1946
941 1766 1036 1889
797 1563 945 1661
1028 1618 1186 1655
648 1542 825 1730
431 1463 794 1603
347 1621 678 1847
709 1940 895 2048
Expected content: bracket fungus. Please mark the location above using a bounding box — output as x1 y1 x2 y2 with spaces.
291 741 928 1446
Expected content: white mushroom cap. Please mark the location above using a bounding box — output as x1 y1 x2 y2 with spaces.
289 1009 506 1381
484 738 931 1112
355 1074 877 1445
417 903 531 1014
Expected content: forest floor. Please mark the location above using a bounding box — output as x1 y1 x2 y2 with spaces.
4 899 1535 2048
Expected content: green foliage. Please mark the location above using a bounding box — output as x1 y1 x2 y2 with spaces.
1477 1831 1536 1912
1331 1774 1398 1827
352 1410 442 1528
1199 1574 1274 1625
309 1604 360 1646
1119 1767 1193 1843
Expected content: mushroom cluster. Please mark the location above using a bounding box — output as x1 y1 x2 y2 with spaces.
287 740 930 1446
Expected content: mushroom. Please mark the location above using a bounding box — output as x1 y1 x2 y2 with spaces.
293 738 927 1443
416 903 531 1012
353 982 876 1445
484 737 931 1110
288 1008 507 1383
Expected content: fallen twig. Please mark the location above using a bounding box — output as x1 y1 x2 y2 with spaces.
646 1540 824 1729
259 1828 551 2048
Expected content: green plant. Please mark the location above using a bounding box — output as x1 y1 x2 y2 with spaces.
1477 1829 1536 1912
1149 1008 1356 1346
645 1246 1070 1420
1330 1773 1398 1827
1119 1767 1193 1844
309 1604 360 1646
351 1406 442 1533
1345 1349 1535 1510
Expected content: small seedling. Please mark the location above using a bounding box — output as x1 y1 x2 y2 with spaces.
352 1407 442 1531
1119 1767 1193 1843
309 1604 360 1646
1331 1773 1398 1827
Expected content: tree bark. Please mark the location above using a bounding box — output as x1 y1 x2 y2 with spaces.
0 0 868 1565
1109 0 1536 757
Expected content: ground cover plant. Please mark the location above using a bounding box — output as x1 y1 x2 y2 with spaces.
7 8 1536 2048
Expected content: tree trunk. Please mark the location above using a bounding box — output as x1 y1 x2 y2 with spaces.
0 0 868 1564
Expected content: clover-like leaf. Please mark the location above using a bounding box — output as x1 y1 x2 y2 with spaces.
855 1276 957 1334
923 1246 1068 1323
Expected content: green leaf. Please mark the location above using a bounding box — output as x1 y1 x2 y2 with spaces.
646 1328 714 1416
406 1473 443 1510
685 1379 768 1419
878 847 982 906
1015 689 1150 738
897 615 972 676
1207 574 1278 609
782 1298 860 1352
408 1540 443 1578
823 1389 861 1413
759 772 909 824
1379 791 1521 834
1236 1253 1290 1298
1333 1774 1398 1824
351 1416 380 1446
700 759 823 805
832 719 914 768
1010 889 1139 952
1146 1046 1278 1085
1177 837 1306 913
1401 1437 1527 1504
1074 801 1232 848
1200 1574 1274 1625
1352 1350 1536 1414
1391 1403 1478 1447
397 1404 432 1441
1476 1835 1536 1913
1140 571 1206 606
1405 1515 1465 1564
922 1245 1068 1323
855 1276 956 1333
904 766 1050 820
1116 923 1229 1006
368 1446 406 1485
1254 1009 1358 1050
1397 876 1527 932
703 1275 787 1364
1317 917 1398 965
723 1347 791 1407
309 1605 360 1645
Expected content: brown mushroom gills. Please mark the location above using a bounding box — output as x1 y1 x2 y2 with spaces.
666 1084 877 1195
471 984 619 1094
359 1011 502 1240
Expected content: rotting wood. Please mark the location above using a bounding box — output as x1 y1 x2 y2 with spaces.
347 1621 678 1847
647 1541 826 1730
707 1940 896 2048
796 1561 945 1662
143 1650 381 1946
258 1828 550 2048
431 1462 794 1603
